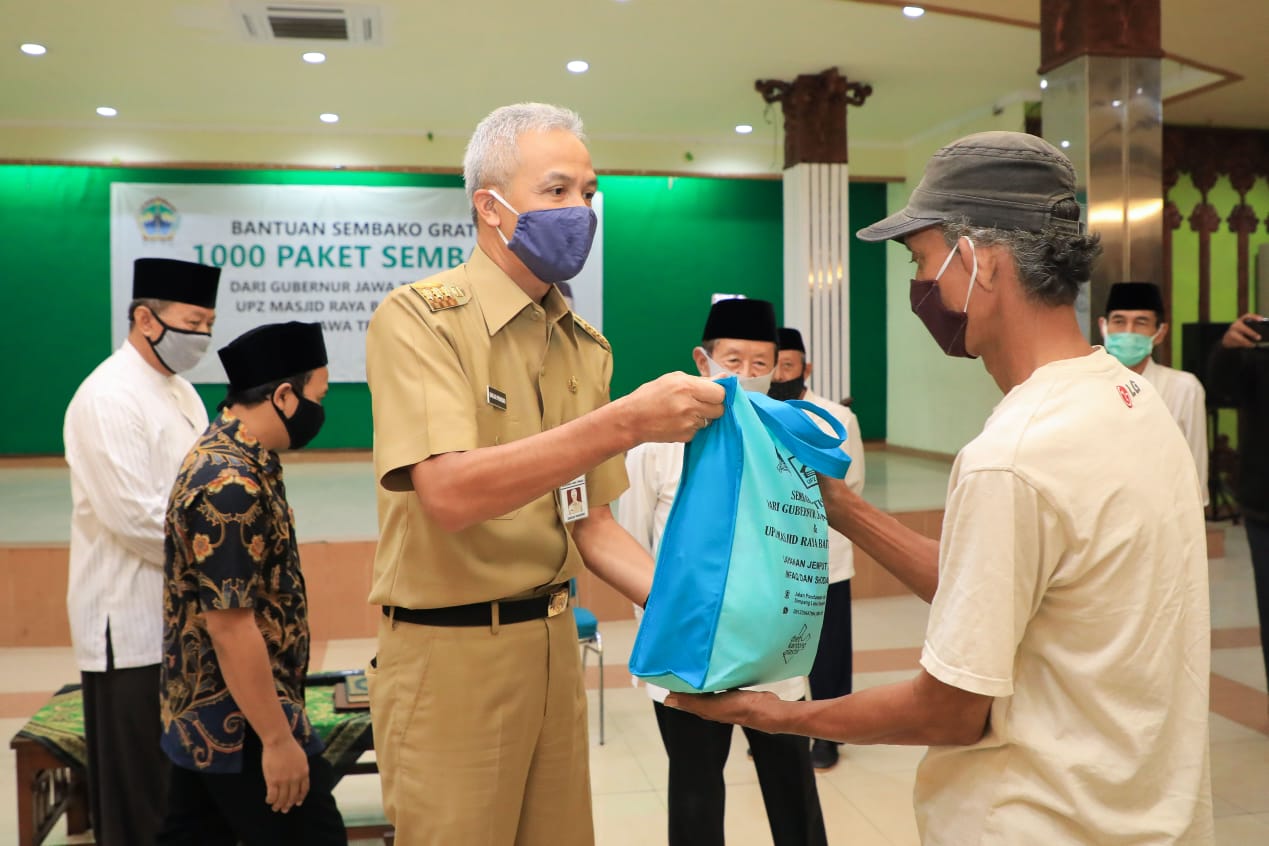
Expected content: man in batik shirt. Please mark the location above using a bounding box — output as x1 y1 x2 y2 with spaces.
157 321 346 846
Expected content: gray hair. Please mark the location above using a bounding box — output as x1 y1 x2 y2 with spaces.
463 103 586 214
126 297 171 326
941 199 1102 307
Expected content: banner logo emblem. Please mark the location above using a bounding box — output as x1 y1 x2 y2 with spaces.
138 196 179 240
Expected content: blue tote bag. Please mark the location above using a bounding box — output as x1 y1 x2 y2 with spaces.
628 376 851 693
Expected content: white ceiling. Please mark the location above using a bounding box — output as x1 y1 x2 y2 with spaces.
1 0 1264 164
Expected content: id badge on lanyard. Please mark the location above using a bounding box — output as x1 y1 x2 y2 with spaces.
558 476 589 523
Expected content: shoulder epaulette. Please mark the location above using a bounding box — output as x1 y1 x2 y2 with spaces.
572 313 611 352
409 280 471 312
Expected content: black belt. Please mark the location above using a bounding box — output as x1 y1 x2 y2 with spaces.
384 584 570 627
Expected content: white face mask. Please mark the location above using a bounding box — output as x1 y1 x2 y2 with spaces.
148 314 212 374
695 346 774 394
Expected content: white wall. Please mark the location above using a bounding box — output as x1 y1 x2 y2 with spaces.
883 103 1030 456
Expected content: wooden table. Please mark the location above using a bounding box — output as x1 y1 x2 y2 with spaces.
10 710 391 845
9 733 90 846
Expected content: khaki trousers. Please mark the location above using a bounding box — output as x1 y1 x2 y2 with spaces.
368 608 593 846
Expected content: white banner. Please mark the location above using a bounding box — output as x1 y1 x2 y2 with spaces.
110 182 604 382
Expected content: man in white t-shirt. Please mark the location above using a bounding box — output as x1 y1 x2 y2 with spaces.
1100 281 1209 506
770 327 866 770
667 132 1214 845
618 297 827 846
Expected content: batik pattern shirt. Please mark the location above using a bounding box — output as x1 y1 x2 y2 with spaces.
160 411 322 773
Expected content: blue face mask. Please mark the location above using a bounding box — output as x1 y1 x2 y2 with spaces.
488 189 597 283
1104 331 1157 367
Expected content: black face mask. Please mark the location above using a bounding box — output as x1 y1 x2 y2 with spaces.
272 387 326 450
768 373 806 402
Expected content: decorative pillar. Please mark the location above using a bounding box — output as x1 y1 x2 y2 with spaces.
756 67 871 405
1187 159 1220 324
1226 134 1261 318
1160 202 1182 365
1040 0 1164 340
1160 130 1181 366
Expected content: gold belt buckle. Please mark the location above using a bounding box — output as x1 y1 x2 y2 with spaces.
547 585 570 618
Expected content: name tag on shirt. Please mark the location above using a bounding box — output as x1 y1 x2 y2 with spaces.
559 476 589 523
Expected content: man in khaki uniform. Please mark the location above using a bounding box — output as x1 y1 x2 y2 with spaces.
364 102 725 846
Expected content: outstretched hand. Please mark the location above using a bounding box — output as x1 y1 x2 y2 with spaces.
664 688 780 731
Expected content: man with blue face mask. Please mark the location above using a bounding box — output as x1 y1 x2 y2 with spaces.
365 103 726 845
667 132 1214 845
63 257 220 846
618 297 828 846
1100 281 1208 507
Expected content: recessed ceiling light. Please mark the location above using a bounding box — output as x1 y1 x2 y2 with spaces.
735 124 754 135
96 106 118 117
1039 78 1049 89
1111 99 1122 108
302 51 326 64
1060 139 1071 148
320 113 339 123
20 43 46 56
902 6 925 17
566 59 589 74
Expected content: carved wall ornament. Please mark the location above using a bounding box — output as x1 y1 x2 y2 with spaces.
1039 0 1163 74
755 67 871 169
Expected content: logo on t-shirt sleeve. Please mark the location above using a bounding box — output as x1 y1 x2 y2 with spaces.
1116 380 1142 408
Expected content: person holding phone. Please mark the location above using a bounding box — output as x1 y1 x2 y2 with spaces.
1209 312 1269 697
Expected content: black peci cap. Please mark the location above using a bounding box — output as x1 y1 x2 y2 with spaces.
778 327 806 353
1105 282 1165 316
218 322 328 392
702 298 778 344
132 258 221 309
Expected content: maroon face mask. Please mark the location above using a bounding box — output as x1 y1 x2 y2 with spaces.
910 237 978 359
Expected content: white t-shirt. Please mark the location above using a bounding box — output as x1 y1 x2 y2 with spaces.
801 389 866 583
1141 358 1209 507
618 440 807 703
916 349 1213 845
64 342 208 671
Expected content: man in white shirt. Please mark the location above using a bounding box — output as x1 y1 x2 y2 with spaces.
63 258 220 846
1100 281 1209 506
770 327 866 770
618 297 827 846
668 132 1214 845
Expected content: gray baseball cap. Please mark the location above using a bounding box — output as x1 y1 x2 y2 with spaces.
857 131 1081 243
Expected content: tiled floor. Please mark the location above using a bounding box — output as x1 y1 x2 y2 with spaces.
2 450 1267 844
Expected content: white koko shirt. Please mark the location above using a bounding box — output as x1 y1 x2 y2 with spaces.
64 341 208 672
1141 358 1209 507
800 389 866 583
915 350 1213 845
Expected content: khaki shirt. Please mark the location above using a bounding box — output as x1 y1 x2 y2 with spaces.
365 246 628 609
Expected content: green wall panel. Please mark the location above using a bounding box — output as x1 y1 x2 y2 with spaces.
601 176 785 397
848 183 888 441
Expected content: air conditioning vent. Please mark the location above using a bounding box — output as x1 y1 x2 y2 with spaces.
235 2 382 45
269 14 348 40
